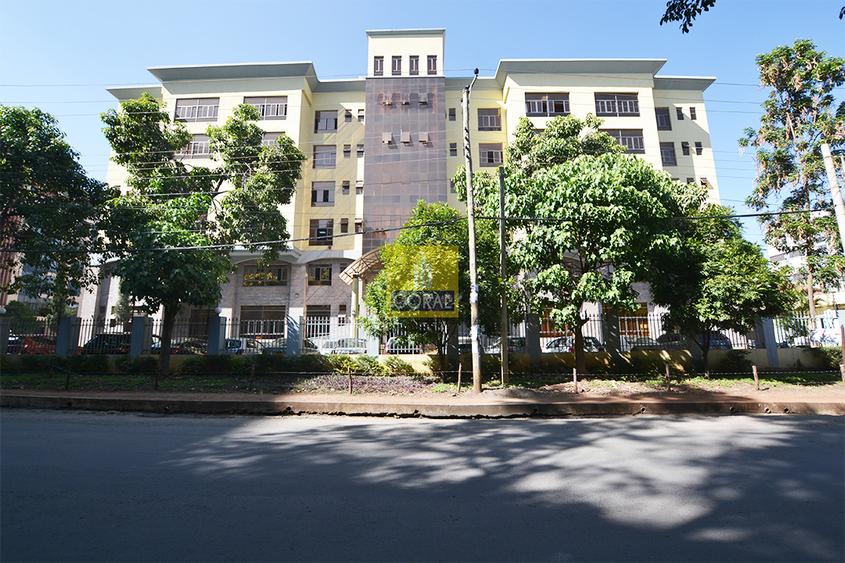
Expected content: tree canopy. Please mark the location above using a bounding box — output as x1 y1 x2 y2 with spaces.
0 105 115 322
362 201 501 370
739 39 845 319
101 94 305 379
659 1 845 33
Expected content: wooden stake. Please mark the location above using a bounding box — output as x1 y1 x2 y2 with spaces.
664 363 671 392
457 362 462 394
347 367 353 395
752 365 760 391
839 363 845 384
572 367 579 394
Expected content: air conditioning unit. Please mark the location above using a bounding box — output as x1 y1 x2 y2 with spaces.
400 130 411 144
418 93 429 105
418 131 430 144
382 132 393 144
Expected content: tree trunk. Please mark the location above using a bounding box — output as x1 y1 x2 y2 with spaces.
806 257 817 345
574 317 587 376
157 305 177 389
701 331 712 377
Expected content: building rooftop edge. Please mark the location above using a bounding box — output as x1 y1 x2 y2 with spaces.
365 28 445 36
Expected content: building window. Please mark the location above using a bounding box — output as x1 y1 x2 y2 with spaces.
355 180 364 194
308 265 332 286
315 110 337 133
357 109 365 123
655 107 672 131
595 93 639 117
244 96 287 120
686 177 695 184
338 304 348 326
681 141 690 156
374 56 384 76
311 182 335 207
354 219 363 233
450 179 456 193
342 180 350 195
690 107 697 120
449 142 458 157
409 55 419 75
242 264 289 286
448 108 456 121
340 218 349 233
478 108 501 131
261 132 280 147
177 134 211 158
700 177 709 186
344 109 352 123
392 56 402 76
240 305 286 338
604 129 645 154
304 305 331 336
659 142 677 167
356 143 364 157
343 144 351 158
676 107 685 120
695 141 703 155
309 219 333 246
174 98 219 122
313 145 336 168
427 55 437 75
525 93 570 117
479 143 503 167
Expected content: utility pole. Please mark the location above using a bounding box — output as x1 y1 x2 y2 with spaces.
822 143 845 254
462 68 482 393
498 166 509 387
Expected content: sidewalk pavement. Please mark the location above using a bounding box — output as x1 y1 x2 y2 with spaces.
2 385 844 417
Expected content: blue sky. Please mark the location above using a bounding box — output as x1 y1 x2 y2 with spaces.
1 0 843 245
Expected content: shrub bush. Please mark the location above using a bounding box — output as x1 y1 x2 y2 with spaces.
117 356 158 375
804 346 841 370
709 350 752 373
383 356 416 376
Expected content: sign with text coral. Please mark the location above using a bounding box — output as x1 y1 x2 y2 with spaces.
385 245 459 318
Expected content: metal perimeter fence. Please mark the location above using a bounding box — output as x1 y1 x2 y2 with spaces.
2 312 841 356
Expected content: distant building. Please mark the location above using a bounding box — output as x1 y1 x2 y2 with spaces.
78 28 720 342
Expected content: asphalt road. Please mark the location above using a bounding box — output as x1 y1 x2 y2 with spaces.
1 411 843 562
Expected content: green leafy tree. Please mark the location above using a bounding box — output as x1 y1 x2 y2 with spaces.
660 1 844 33
460 115 625 365
739 40 845 322
0 106 115 326
509 154 685 374
102 95 305 381
361 201 501 371
651 201 796 370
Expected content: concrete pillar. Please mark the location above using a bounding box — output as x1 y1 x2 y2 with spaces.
603 312 624 364
351 275 360 339
56 317 81 357
0 315 9 355
286 315 302 355
759 317 779 369
129 316 150 358
207 314 226 356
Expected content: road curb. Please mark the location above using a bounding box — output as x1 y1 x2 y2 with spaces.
2 392 843 417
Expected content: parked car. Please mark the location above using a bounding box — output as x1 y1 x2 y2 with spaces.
484 336 526 354
656 332 732 350
21 335 56 355
224 338 265 355
544 336 604 353
384 336 423 354
330 338 368 355
81 333 130 354
628 337 661 351
260 337 287 354
6 333 23 354
149 337 206 355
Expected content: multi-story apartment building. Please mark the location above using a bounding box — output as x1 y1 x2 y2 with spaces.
78 28 720 344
